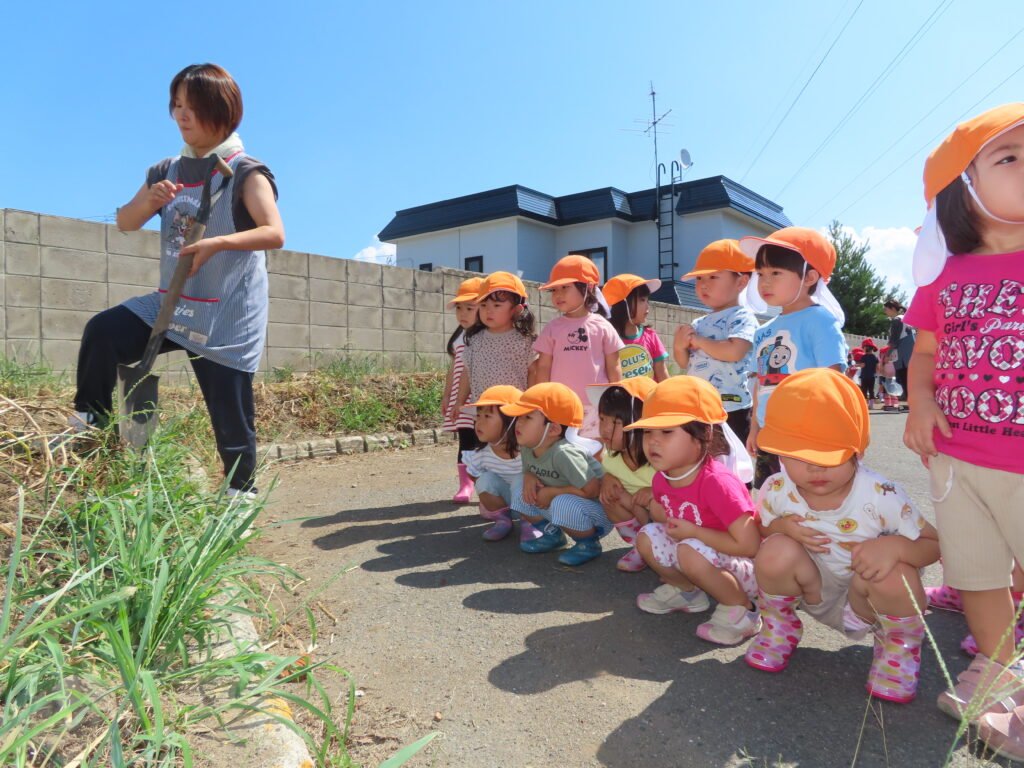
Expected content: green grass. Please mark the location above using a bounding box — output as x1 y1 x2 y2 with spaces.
0 356 66 398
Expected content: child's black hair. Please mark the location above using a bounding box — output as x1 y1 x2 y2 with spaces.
936 174 984 255
478 405 519 458
446 326 463 357
682 421 730 458
465 290 537 343
598 387 648 466
575 282 608 318
755 244 818 295
609 284 651 338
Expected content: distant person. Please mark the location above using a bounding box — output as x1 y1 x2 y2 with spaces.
673 239 758 447
859 340 879 408
442 277 483 503
883 299 915 404
604 274 669 381
73 63 284 495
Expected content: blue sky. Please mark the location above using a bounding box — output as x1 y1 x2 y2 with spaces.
2 1 1020 290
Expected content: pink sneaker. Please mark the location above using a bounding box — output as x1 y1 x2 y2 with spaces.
616 547 647 572
960 621 1024 657
926 585 963 613
519 520 544 543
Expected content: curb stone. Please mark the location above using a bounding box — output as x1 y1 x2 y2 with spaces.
260 426 453 463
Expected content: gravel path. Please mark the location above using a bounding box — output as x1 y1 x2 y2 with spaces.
256 413 999 768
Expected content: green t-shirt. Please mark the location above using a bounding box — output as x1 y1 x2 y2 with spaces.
521 440 604 489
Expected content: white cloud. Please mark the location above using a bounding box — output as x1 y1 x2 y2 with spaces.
829 224 918 297
352 237 396 265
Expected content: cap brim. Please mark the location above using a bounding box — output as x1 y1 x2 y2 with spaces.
540 277 580 290
447 293 479 307
680 267 717 280
500 402 538 417
623 413 700 431
464 397 513 409
738 236 801 260
586 383 614 407
757 424 856 467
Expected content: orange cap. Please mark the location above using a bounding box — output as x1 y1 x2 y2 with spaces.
682 239 754 279
861 338 877 349
541 254 601 290
623 375 727 430
447 277 485 307
923 103 1024 204
602 274 662 306
500 382 584 427
464 385 523 408
757 368 869 467
586 376 658 408
475 271 528 302
739 226 837 281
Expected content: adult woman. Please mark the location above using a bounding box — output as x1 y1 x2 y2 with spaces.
72 63 284 494
883 299 915 404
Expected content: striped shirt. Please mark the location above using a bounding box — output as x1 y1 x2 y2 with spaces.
443 331 475 431
463 444 522 484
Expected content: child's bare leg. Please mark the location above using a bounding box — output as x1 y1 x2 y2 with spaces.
603 498 634 524
561 525 596 538
962 588 1018 665
677 544 750 608
636 533 695 590
848 563 927 620
478 491 507 513
755 534 823 604
1012 563 1024 593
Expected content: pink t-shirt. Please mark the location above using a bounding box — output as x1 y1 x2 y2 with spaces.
652 459 755 531
620 325 669 379
905 251 1024 474
534 314 625 401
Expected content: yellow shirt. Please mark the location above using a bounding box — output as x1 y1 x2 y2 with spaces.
602 452 656 495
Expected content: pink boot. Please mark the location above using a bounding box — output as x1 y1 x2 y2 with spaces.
614 518 641 544
452 464 473 504
519 520 544 543
961 614 1024 657
745 592 803 673
481 505 513 541
925 584 963 613
866 613 925 704
616 548 648 572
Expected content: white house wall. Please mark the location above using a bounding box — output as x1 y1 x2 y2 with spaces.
675 209 777 276
516 219 558 282
391 219 519 274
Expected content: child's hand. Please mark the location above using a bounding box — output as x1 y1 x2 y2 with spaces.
745 421 760 457
666 517 699 541
522 477 540 506
534 486 556 510
851 536 904 583
147 180 183 210
600 474 625 507
779 516 830 553
903 399 951 465
674 325 696 349
632 487 653 509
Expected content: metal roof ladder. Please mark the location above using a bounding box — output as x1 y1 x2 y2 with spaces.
656 161 682 282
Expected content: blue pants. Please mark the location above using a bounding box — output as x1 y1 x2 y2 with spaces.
512 480 612 535
475 470 515 507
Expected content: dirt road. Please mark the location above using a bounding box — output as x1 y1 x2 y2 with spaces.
256 414 990 767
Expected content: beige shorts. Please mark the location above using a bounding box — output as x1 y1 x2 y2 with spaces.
799 552 872 640
930 452 1024 591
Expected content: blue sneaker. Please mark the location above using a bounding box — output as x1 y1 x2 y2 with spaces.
519 523 566 553
557 535 603 566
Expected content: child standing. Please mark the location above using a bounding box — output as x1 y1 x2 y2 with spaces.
461 385 537 542
589 377 659 572
629 376 762 645
859 340 879 408
503 383 611 566
746 368 939 704
878 346 902 410
458 270 537 418
902 104 1024 757
741 227 849 487
73 63 284 495
444 277 484 503
673 239 759 446
604 274 670 381
534 255 624 439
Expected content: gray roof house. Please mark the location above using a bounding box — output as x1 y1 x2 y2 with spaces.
378 175 791 309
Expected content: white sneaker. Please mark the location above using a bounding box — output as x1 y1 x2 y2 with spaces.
696 603 761 645
636 584 710 615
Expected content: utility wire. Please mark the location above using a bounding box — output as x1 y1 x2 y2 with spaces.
805 23 1024 222
774 0 955 198
739 0 865 183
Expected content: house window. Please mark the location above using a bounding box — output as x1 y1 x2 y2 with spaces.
464 255 484 273
418 262 433 271
571 248 608 282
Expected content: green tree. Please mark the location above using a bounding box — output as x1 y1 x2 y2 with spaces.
826 220 907 337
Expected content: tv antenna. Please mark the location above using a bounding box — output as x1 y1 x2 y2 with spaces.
645 82 672 173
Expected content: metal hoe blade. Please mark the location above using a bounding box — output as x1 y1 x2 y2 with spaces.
117 363 159 448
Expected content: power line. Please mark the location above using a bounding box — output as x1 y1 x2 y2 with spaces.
832 61 1024 221
739 0 865 183
805 24 1024 222
774 0 955 199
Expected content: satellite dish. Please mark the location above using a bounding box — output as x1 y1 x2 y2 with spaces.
679 149 693 169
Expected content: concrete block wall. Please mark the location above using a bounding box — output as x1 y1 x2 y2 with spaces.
2 209 865 383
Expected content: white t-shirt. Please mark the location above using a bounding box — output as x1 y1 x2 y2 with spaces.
462 444 522 484
688 305 758 412
757 465 926 577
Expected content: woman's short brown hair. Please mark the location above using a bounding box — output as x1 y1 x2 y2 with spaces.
935 175 983 255
169 63 243 136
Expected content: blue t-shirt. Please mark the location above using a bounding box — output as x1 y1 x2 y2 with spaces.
753 304 848 426
688 305 758 412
